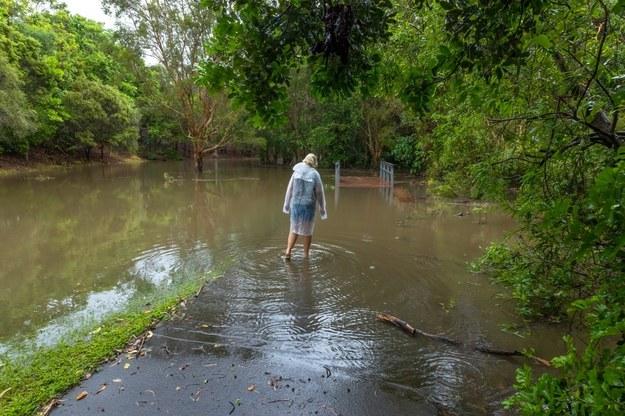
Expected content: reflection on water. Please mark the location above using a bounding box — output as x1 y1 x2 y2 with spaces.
0 161 565 413
0 161 268 348
32 283 135 349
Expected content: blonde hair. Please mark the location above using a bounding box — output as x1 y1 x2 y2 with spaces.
303 153 318 168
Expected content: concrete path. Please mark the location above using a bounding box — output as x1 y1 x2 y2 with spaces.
52 268 439 415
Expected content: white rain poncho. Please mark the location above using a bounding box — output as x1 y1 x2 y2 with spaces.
283 162 327 236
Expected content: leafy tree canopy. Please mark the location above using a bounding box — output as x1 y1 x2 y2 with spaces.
199 0 394 123
61 77 139 156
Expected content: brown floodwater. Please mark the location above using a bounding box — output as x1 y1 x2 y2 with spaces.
0 160 566 413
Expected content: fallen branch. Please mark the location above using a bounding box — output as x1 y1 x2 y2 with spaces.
475 346 551 367
376 313 460 345
377 313 551 367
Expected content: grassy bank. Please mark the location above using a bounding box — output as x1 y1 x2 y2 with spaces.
0 270 223 416
0 153 144 179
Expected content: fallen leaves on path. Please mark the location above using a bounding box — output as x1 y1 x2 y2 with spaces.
126 330 153 359
190 388 208 402
75 391 88 401
320 404 340 416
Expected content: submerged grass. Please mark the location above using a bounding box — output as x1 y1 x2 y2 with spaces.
0 163 67 179
0 270 223 416
0 154 145 179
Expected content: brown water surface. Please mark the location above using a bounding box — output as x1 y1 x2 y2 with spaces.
0 160 564 414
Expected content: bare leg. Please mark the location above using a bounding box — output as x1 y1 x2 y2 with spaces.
302 235 312 258
285 232 298 258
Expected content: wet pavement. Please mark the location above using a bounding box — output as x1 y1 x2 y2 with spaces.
52 267 439 416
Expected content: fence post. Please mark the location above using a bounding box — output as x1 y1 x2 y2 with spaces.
334 161 340 206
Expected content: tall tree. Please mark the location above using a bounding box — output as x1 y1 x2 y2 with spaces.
104 0 238 172
62 78 139 160
0 55 36 153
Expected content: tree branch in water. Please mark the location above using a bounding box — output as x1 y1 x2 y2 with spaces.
377 313 551 367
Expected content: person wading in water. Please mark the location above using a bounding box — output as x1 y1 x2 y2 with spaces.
282 153 327 259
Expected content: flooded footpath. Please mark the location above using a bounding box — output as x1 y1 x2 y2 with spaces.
0 161 566 414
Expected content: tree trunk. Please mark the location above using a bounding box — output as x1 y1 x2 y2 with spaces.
195 151 204 173
100 144 105 161
364 113 381 168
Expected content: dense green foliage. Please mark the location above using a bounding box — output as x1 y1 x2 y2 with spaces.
0 1 142 156
200 0 393 124
62 78 138 159
259 68 412 167
0 54 35 143
0 0 248 163
202 0 625 413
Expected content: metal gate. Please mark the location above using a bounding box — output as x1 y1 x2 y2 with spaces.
379 161 394 202
379 161 394 186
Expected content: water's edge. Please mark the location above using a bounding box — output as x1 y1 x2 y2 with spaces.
0 267 227 416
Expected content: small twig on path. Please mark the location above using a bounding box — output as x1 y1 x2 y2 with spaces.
228 400 236 414
194 284 204 298
190 388 209 402
136 335 146 358
321 404 340 416
39 398 61 416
